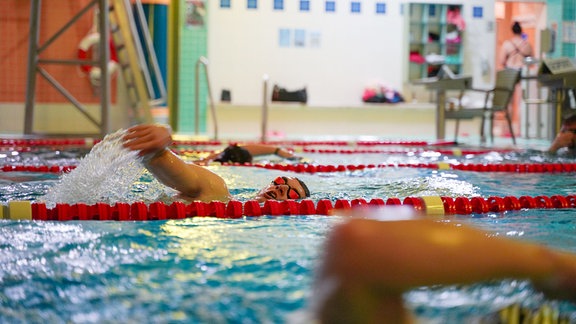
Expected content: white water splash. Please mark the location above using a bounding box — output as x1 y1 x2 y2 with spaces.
41 129 151 207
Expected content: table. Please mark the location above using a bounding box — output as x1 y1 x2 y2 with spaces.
537 71 576 139
413 76 473 140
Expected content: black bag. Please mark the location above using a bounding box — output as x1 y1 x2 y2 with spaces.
220 89 231 102
272 85 307 104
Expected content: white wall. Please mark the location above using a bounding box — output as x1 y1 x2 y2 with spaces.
207 0 495 107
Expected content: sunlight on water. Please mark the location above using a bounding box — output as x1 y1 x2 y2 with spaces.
40 130 148 207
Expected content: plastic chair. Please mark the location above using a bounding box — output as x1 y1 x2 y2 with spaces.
445 68 521 144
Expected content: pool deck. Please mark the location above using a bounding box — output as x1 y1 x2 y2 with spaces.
0 102 553 152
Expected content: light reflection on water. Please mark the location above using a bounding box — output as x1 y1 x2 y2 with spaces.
1 145 576 321
0 216 333 323
1 212 576 322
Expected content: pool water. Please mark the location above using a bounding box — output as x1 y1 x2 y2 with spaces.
1 139 576 323
0 216 331 323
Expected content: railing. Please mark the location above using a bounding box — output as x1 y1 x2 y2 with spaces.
261 74 270 142
194 57 218 140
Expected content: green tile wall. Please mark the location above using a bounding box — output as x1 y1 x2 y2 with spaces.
561 0 575 57
177 0 208 134
547 0 576 58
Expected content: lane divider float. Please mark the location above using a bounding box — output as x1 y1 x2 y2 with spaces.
2 194 575 221
3 162 576 174
0 138 461 149
173 147 513 156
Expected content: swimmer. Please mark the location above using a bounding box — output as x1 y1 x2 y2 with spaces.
548 114 576 155
122 124 310 203
196 143 302 165
314 212 576 323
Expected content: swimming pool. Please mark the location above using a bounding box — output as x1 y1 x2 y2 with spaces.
1 138 576 322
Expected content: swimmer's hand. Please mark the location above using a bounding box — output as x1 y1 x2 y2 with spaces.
287 156 310 164
123 124 173 158
532 249 576 303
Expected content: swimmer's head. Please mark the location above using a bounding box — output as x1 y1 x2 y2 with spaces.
561 114 576 147
214 144 253 164
255 176 310 202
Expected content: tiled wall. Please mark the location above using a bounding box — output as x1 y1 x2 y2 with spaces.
177 0 208 133
0 0 114 104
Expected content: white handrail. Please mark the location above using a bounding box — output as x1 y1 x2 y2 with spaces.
261 74 269 142
195 56 218 140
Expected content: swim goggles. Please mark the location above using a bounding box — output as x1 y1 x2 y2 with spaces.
272 176 301 200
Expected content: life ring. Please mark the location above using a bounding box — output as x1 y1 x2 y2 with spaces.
77 33 118 76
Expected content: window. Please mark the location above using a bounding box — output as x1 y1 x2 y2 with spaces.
220 0 231 8
351 2 361 13
247 0 257 9
273 0 284 10
325 1 336 12
376 2 386 14
428 4 436 17
294 29 306 47
279 28 290 47
473 6 483 18
300 0 310 11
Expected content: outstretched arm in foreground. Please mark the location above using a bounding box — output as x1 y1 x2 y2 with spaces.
548 130 575 154
123 124 232 202
315 218 576 323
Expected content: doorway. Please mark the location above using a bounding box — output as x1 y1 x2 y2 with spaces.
495 1 547 137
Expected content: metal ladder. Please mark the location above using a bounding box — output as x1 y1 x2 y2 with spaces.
24 0 165 137
108 0 166 123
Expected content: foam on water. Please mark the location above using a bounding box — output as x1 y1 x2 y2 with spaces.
41 129 147 207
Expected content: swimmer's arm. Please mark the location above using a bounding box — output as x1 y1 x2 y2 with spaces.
319 219 576 300
145 149 231 202
123 124 231 202
242 144 295 158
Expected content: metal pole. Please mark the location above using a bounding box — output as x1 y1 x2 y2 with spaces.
99 0 111 136
201 57 218 140
261 74 269 142
24 0 42 134
194 59 201 135
436 89 446 140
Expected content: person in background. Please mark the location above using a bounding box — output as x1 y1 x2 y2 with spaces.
497 21 534 137
499 21 534 70
548 114 576 154
196 143 301 165
314 213 576 323
122 124 310 203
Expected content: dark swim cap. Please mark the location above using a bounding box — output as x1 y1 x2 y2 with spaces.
512 22 522 35
214 144 253 163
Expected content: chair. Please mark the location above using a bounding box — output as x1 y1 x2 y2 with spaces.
445 68 521 144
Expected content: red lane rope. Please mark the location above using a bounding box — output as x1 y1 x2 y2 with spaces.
0 138 458 148
172 140 439 147
3 162 576 174
300 148 512 155
173 147 515 155
27 194 576 221
0 138 97 147
240 162 576 173
2 165 77 173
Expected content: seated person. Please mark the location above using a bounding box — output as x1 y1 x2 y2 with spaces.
314 210 576 323
122 124 310 203
197 143 301 165
548 114 576 154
